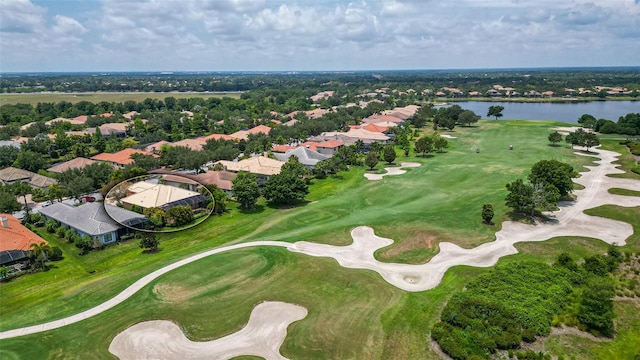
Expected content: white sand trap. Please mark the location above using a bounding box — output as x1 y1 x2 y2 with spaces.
109 301 307 360
364 162 421 180
553 126 592 135
440 134 457 139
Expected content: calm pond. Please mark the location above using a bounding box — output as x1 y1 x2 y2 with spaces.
449 100 639 123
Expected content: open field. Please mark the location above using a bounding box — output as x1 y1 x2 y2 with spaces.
0 120 638 359
0 92 242 106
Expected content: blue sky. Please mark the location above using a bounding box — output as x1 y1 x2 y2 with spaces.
1 0 639 72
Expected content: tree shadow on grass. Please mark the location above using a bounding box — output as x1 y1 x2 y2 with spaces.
266 199 311 210
141 248 162 255
238 204 265 214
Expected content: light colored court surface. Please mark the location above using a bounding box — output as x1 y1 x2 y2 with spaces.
364 162 421 180
109 301 307 360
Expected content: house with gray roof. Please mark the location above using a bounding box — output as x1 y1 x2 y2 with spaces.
38 202 147 244
274 146 329 169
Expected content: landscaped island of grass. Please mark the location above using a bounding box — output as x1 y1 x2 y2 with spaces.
1 120 639 359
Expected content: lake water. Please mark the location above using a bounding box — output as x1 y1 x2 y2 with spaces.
449 100 639 123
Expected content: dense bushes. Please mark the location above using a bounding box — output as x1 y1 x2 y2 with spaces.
431 253 621 359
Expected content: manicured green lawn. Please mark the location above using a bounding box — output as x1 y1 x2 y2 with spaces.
0 120 637 359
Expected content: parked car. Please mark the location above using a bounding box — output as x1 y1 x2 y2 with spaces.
41 200 52 207
81 195 96 203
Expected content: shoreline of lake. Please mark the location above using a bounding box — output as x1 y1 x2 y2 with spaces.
436 100 640 123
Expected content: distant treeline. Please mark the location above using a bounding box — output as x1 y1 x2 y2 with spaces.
2 68 639 94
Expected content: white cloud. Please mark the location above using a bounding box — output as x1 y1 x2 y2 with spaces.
1 0 639 71
0 0 45 33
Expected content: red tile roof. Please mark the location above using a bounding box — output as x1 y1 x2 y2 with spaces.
247 125 272 135
198 133 236 142
0 214 47 252
91 148 151 165
317 140 344 149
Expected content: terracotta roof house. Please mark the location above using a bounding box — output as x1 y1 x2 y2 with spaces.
171 138 206 151
160 174 201 192
248 125 272 135
120 181 207 211
0 213 47 266
282 119 298 127
181 110 194 118
305 108 330 119
197 133 236 142
143 140 173 153
541 91 555 97
274 147 329 168
39 202 146 244
216 156 285 177
122 111 140 120
65 129 95 137
45 117 71 126
315 139 344 156
310 90 335 102
229 130 250 141
98 122 128 137
272 145 296 153
362 123 388 133
191 170 237 195
71 115 89 125
91 148 152 167
0 167 57 189
48 157 97 174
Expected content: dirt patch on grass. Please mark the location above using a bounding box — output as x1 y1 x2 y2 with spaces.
152 283 197 303
378 232 438 260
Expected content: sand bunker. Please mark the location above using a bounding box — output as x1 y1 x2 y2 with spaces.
553 126 593 135
109 301 306 360
364 162 421 180
440 134 457 139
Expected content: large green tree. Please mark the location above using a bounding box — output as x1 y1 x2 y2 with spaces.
414 136 434 156
487 105 504 120
232 172 260 209
0 145 19 167
528 160 578 196
383 144 396 164
262 168 309 205
548 131 563 146
365 151 379 170
458 110 480 127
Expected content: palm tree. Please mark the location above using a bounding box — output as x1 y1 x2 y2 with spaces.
29 241 51 270
13 183 31 215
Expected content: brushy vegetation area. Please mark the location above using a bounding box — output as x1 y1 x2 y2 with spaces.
431 247 623 360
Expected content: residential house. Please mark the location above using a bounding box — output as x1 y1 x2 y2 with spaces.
122 111 140 120
315 139 344 156
0 214 47 267
143 140 172 154
0 140 21 149
98 123 128 137
91 148 153 168
0 167 58 189
191 171 237 196
160 174 201 192
215 156 285 184
310 90 335 102
274 147 329 169
120 181 208 211
39 202 146 244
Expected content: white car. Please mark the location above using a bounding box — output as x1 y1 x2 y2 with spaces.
41 200 52 207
